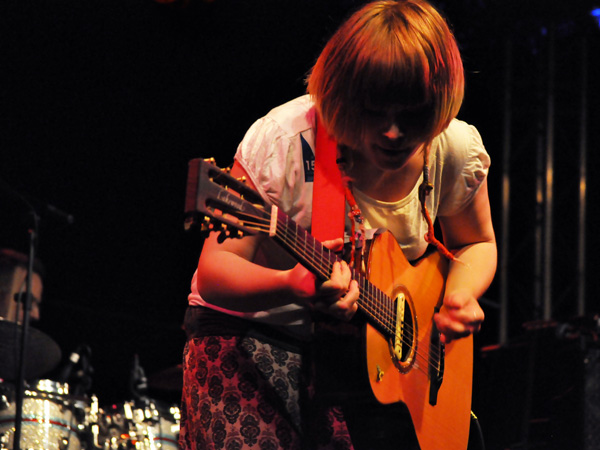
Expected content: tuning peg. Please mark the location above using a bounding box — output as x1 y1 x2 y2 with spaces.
204 157 216 165
236 176 247 183
199 216 211 228
222 167 231 174
217 231 228 243
183 216 195 231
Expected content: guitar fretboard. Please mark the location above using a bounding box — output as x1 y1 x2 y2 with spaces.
272 209 397 337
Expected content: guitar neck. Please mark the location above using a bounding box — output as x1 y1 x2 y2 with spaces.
270 208 396 337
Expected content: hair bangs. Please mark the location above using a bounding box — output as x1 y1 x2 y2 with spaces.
358 37 432 114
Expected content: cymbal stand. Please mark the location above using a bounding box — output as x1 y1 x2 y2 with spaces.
12 207 39 450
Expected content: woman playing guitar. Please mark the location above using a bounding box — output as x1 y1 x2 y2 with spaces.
180 1 497 448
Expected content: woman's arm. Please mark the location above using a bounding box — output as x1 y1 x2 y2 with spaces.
435 179 497 343
195 161 359 318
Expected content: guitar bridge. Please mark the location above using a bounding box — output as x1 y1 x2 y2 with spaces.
393 292 406 361
428 307 445 406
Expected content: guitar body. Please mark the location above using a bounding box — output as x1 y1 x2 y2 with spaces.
365 231 473 450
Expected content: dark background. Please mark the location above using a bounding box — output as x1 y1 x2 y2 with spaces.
2 0 599 448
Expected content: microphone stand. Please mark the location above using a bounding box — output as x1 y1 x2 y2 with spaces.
1 177 73 450
12 208 39 450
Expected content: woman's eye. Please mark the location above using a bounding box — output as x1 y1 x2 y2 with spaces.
397 108 433 127
365 109 387 118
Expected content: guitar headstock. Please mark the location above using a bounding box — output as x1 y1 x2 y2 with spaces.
184 158 270 240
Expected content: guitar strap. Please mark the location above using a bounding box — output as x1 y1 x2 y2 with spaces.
311 115 345 242
310 115 368 405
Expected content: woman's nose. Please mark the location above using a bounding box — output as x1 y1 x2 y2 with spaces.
383 123 404 140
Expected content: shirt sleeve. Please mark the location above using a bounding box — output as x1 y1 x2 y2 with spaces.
437 120 491 217
236 116 293 206
234 114 311 225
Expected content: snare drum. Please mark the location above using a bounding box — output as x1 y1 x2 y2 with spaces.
98 400 180 450
0 380 90 450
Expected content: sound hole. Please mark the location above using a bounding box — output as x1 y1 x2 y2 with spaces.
389 286 417 373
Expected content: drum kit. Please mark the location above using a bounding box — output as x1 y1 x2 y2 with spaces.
0 320 183 450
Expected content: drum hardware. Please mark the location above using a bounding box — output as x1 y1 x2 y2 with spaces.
1 367 181 450
129 355 149 403
87 394 103 449
0 319 62 381
0 386 11 412
72 394 101 450
97 400 180 450
55 344 94 399
90 356 181 449
0 380 91 450
0 180 75 448
0 325 182 449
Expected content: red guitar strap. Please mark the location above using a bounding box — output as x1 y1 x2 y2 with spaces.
311 115 345 241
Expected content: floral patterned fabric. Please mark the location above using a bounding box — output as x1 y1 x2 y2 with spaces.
179 335 354 450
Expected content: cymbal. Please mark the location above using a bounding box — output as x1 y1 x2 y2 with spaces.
0 319 62 381
148 364 183 391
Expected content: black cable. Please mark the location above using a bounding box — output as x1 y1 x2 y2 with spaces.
470 410 486 450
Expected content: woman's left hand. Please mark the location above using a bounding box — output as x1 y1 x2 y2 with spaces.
433 289 484 344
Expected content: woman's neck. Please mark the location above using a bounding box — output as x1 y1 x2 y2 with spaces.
347 149 424 202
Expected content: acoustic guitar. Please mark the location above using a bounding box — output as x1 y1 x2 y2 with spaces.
184 158 473 450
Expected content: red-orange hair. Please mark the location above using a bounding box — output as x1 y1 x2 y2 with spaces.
307 0 464 146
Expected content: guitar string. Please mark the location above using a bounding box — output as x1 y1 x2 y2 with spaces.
273 214 443 371
274 214 404 335
260 211 443 369
243 212 440 373
214 210 443 369
271 214 444 367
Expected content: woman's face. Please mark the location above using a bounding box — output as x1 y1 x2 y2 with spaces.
356 104 433 172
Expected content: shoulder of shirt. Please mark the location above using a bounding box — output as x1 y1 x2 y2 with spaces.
432 118 478 156
262 94 316 137
436 118 475 143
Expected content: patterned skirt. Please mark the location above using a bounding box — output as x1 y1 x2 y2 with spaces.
178 335 355 450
